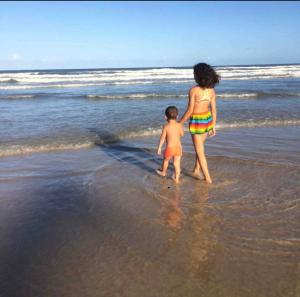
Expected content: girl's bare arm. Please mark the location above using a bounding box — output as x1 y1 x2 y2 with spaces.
180 124 184 137
209 89 217 136
179 88 195 124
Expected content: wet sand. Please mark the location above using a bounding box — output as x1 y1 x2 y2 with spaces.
0 127 299 297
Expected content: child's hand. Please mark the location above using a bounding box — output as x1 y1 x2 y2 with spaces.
209 127 216 137
157 148 162 155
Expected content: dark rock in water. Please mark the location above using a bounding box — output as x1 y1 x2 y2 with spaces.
0 78 19 84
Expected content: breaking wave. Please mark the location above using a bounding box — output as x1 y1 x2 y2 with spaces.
1 118 300 158
0 64 300 91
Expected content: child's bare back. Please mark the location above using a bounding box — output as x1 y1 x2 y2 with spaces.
164 121 183 148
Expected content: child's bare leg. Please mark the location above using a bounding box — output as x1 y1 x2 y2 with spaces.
172 156 181 183
156 158 169 177
192 134 212 183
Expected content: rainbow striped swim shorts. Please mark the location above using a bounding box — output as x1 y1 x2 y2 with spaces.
189 111 213 135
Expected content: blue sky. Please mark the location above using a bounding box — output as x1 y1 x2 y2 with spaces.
1 1 300 70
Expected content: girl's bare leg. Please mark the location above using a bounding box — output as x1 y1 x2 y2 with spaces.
193 154 200 173
192 133 212 183
191 135 203 179
193 154 203 178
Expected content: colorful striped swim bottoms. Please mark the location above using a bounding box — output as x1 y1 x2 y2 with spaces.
189 111 213 135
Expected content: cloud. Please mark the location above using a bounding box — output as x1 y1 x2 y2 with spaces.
11 53 21 61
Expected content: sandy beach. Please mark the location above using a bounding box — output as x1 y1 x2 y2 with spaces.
1 126 299 297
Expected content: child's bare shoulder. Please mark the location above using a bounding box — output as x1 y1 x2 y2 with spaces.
163 123 170 131
175 122 183 130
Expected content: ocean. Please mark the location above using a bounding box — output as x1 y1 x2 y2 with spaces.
0 64 299 296
1 64 300 156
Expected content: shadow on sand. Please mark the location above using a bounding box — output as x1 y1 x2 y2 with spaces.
89 128 200 180
90 128 162 174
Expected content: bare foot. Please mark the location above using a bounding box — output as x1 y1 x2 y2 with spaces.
192 170 204 180
205 177 212 184
156 169 166 177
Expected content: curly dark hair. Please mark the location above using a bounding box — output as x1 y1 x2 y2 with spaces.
193 63 220 88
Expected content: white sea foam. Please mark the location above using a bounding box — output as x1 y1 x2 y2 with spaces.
87 92 260 100
87 92 300 100
0 65 299 89
0 83 107 90
1 118 300 158
87 93 187 99
0 142 94 157
216 119 300 129
110 119 300 140
1 91 298 100
218 93 259 98
1 94 35 99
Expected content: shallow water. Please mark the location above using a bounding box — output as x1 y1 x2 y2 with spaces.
0 127 299 297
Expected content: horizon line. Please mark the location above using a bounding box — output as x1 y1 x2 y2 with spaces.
1 62 300 72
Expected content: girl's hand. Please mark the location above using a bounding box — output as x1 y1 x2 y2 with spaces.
209 127 216 137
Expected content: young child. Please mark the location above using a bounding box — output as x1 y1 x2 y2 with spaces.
156 106 184 183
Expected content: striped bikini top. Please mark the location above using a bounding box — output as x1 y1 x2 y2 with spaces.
195 88 211 104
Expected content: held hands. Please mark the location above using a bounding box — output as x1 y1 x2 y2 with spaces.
209 127 216 137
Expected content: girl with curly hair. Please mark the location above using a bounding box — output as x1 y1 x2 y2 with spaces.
179 63 220 183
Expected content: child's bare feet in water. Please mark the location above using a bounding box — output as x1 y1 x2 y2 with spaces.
156 169 166 177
